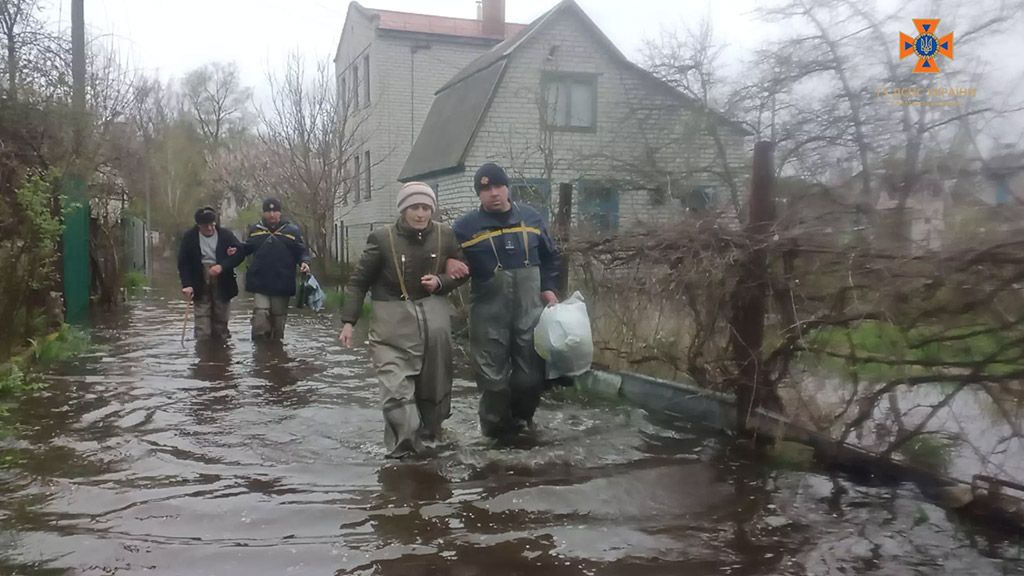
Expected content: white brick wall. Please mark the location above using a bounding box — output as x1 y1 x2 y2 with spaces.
333 9 504 262
441 7 748 231
333 7 377 262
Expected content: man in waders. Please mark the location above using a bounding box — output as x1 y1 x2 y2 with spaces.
453 163 561 439
242 198 312 341
177 206 245 340
339 182 468 458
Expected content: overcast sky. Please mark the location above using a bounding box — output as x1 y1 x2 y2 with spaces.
49 0 764 87
42 0 1024 146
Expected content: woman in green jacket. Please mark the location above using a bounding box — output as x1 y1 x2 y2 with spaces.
339 182 468 459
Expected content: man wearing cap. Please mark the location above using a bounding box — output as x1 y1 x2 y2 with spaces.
177 206 245 340
453 162 561 439
241 198 313 340
339 182 468 458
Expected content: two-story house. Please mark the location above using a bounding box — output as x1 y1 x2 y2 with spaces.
398 0 748 234
332 0 525 263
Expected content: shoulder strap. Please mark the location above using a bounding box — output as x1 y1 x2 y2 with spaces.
386 227 410 300
435 224 444 275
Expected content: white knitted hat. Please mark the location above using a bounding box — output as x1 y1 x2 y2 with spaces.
396 182 437 213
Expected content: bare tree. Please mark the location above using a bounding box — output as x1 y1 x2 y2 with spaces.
0 0 33 99
182 62 251 149
641 17 748 212
570 0 1024 482
741 0 1024 246
256 53 361 264
0 0 70 105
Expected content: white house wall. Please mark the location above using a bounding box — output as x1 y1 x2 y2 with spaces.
334 13 503 262
437 7 747 231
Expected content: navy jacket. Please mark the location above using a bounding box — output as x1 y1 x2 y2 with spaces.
177 226 244 302
243 219 312 297
453 203 561 294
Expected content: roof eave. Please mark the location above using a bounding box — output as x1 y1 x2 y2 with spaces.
399 164 466 183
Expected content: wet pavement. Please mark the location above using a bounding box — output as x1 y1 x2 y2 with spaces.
2 286 1024 575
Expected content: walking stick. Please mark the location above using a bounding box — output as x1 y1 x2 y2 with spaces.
181 298 192 346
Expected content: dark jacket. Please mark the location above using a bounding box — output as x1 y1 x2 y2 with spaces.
177 226 244 302
243 218 312 297
452 202 561 294
342 220 466 325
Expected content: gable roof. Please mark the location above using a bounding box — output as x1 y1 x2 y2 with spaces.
434 1 566 93
398 60 508 182
399 0 749 182
372 8 527 39
345 2 526 43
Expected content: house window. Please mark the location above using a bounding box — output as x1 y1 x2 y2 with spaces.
344 225 351 263
334 222 340 261
364 150 371 200
341 158 350 205
543 73 597 130
340 75 348 116
687 186 717 213
577 180 619 233
352 63 360 109
353 152 362 203
509 179 552 219
363 54 370 107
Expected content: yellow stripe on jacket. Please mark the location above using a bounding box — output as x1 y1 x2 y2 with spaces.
460 225 542 248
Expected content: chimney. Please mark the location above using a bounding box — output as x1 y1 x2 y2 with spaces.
480 0 506 38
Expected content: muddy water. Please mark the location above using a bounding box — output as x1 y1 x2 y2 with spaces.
1 286 1022 575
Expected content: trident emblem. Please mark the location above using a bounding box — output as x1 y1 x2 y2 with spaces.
900 19 954 73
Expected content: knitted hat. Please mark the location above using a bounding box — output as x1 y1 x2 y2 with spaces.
473 162 509 193
396 182 437 213
194 206 217 225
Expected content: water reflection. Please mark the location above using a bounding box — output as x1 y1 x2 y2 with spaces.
190 340 235 384
251 340 316 408
372 462 454 546
2 286 1024 576
188 341 239 426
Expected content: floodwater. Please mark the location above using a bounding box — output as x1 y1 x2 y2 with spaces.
1 282 1023 575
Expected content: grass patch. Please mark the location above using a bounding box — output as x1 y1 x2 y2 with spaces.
123 271 148 294
0 363 44 433
1 324 90 444
29 324 90 365
767 440 815 471
913 504 931 527
803 320 1024 382
896 434 953 474
324 289 372 319
325 289 345 312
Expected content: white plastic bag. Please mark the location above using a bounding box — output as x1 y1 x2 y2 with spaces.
534 290 594 379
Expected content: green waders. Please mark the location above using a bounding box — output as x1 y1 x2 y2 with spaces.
469 267 545 438
369 295 454 458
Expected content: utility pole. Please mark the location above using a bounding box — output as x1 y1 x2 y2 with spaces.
554 182 573 296
729 141 777 433
62 0 89 325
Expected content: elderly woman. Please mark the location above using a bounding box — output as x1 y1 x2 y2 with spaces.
339 182 468 459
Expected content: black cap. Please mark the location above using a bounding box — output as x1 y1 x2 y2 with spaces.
262 198 282 212
194 206 217 225
473 162 509 193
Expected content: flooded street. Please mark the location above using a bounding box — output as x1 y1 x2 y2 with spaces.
2 284 1023 575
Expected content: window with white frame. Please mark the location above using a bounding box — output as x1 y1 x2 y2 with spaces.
363 150 371 200
363 54 370 107
340 75 348 116
353 152 361 203
542 73 597 130
352 63 360 109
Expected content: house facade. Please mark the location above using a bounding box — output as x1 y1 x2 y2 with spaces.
332 1 525 263
398 0 748 234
